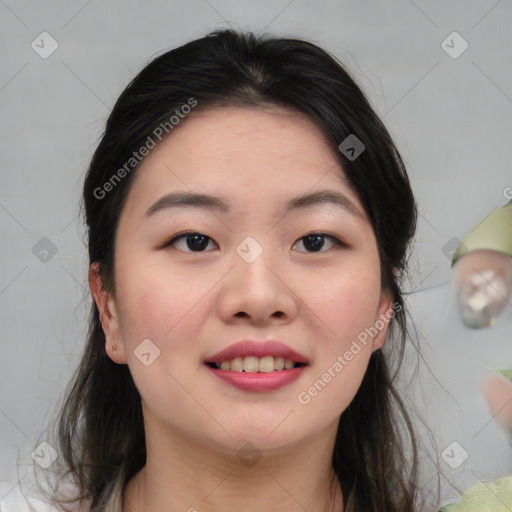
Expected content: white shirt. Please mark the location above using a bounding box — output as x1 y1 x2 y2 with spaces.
0 478 91 512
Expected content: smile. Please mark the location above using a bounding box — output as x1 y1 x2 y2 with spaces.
205 355 307 372
204 358 309 392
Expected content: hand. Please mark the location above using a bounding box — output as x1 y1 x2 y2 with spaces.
453 249 512 329
482 370 512 436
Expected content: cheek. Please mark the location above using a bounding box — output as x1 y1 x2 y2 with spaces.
305 261 381 338
114 255 215 360
115 253 185 332
114 261 169 337
294 259 380 414
113 258 211 405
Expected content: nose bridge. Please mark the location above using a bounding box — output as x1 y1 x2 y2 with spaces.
216 234 297 323
235 234 280 294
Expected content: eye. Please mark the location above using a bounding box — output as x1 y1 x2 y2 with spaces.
292 232 345 253
161 231 346 254
162 231 218 252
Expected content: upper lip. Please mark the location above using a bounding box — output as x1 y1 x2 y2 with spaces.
204 339 310 364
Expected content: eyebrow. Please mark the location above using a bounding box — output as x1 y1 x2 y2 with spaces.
145 189 364 221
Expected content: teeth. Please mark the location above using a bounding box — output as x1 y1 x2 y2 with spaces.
215 355 302 372
284 358 295 370
243 356 260 373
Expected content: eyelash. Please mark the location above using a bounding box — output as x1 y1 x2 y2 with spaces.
161 231 346 253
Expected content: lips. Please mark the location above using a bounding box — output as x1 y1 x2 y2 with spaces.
204 339 310 365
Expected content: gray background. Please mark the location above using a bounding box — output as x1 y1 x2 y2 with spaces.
1 0 511 507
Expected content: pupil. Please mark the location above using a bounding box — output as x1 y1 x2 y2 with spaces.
187 234 209 251
304 235 324 252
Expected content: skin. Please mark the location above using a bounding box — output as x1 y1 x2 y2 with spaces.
482 373 512 432
455 250 512 435
89 106 394 512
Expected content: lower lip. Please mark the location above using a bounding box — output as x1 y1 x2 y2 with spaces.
205 364 308 392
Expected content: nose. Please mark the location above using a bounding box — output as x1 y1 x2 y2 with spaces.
216 248 299 326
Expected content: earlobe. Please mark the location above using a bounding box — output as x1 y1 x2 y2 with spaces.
89 263 125 363
372 293 395 352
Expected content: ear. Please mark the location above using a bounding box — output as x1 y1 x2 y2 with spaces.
89 262 127 363
371 291 395 352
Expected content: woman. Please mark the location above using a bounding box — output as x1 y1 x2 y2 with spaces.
22 28 435 512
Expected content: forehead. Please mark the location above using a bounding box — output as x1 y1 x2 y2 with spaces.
126 106 367 220
153 105 334 159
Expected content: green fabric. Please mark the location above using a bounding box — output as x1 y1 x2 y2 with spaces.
497 369 512 381
440 475 512 511
451 202 512 266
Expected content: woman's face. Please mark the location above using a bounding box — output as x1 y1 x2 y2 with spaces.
93 106 393 455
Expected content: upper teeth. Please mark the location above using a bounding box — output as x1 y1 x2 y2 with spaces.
217 356 299 372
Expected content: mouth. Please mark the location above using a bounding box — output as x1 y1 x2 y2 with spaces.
204 356 309 392
204 356 309 373
204 339 310 373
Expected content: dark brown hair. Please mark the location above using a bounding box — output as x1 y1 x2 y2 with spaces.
28 28 440 511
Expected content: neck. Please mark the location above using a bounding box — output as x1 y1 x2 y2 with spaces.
122 417 344 512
